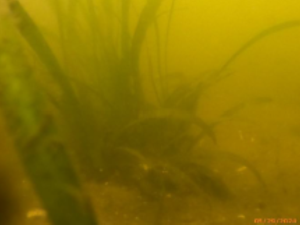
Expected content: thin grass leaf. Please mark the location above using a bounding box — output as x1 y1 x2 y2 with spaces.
154 18 164 101
48 0 69 65
146 42 162 104
211 20 300 82
180 161 232 200
7 0 76 100
163 79 205 111
220 97 273 119
121 0 131 58
114 109 216 142
200 149 267 190
163 0 176 77
180 21 300 103
163 70 221 110
130 0 163 93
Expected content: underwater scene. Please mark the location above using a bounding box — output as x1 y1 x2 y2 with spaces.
0 0 300 224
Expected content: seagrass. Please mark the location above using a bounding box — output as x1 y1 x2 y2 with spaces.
0 12 98 225
1 0 300 224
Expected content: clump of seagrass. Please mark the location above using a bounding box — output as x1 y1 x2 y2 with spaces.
7 0 300 219
0 13 98 225
93 18 300 201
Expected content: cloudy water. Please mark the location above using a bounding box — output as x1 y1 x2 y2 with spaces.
0 0 300 224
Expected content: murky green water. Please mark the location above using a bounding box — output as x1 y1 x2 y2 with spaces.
0 0 300 224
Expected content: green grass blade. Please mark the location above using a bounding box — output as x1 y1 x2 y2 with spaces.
154 19 164 101
200 150 267 190
7 0 75 99
121 0 131 57
130 0 163 95
163 0 176 77
221 20 300 71
209 20 300 83
114 109 216 142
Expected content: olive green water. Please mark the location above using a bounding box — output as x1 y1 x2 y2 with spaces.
0 0 300 224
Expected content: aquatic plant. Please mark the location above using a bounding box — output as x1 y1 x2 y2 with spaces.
0 7 98 225
1 0 300 224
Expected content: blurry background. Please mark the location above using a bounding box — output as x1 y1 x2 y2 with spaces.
1 0 300 224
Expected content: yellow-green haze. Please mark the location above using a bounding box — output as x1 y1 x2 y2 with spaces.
0 0 300 224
